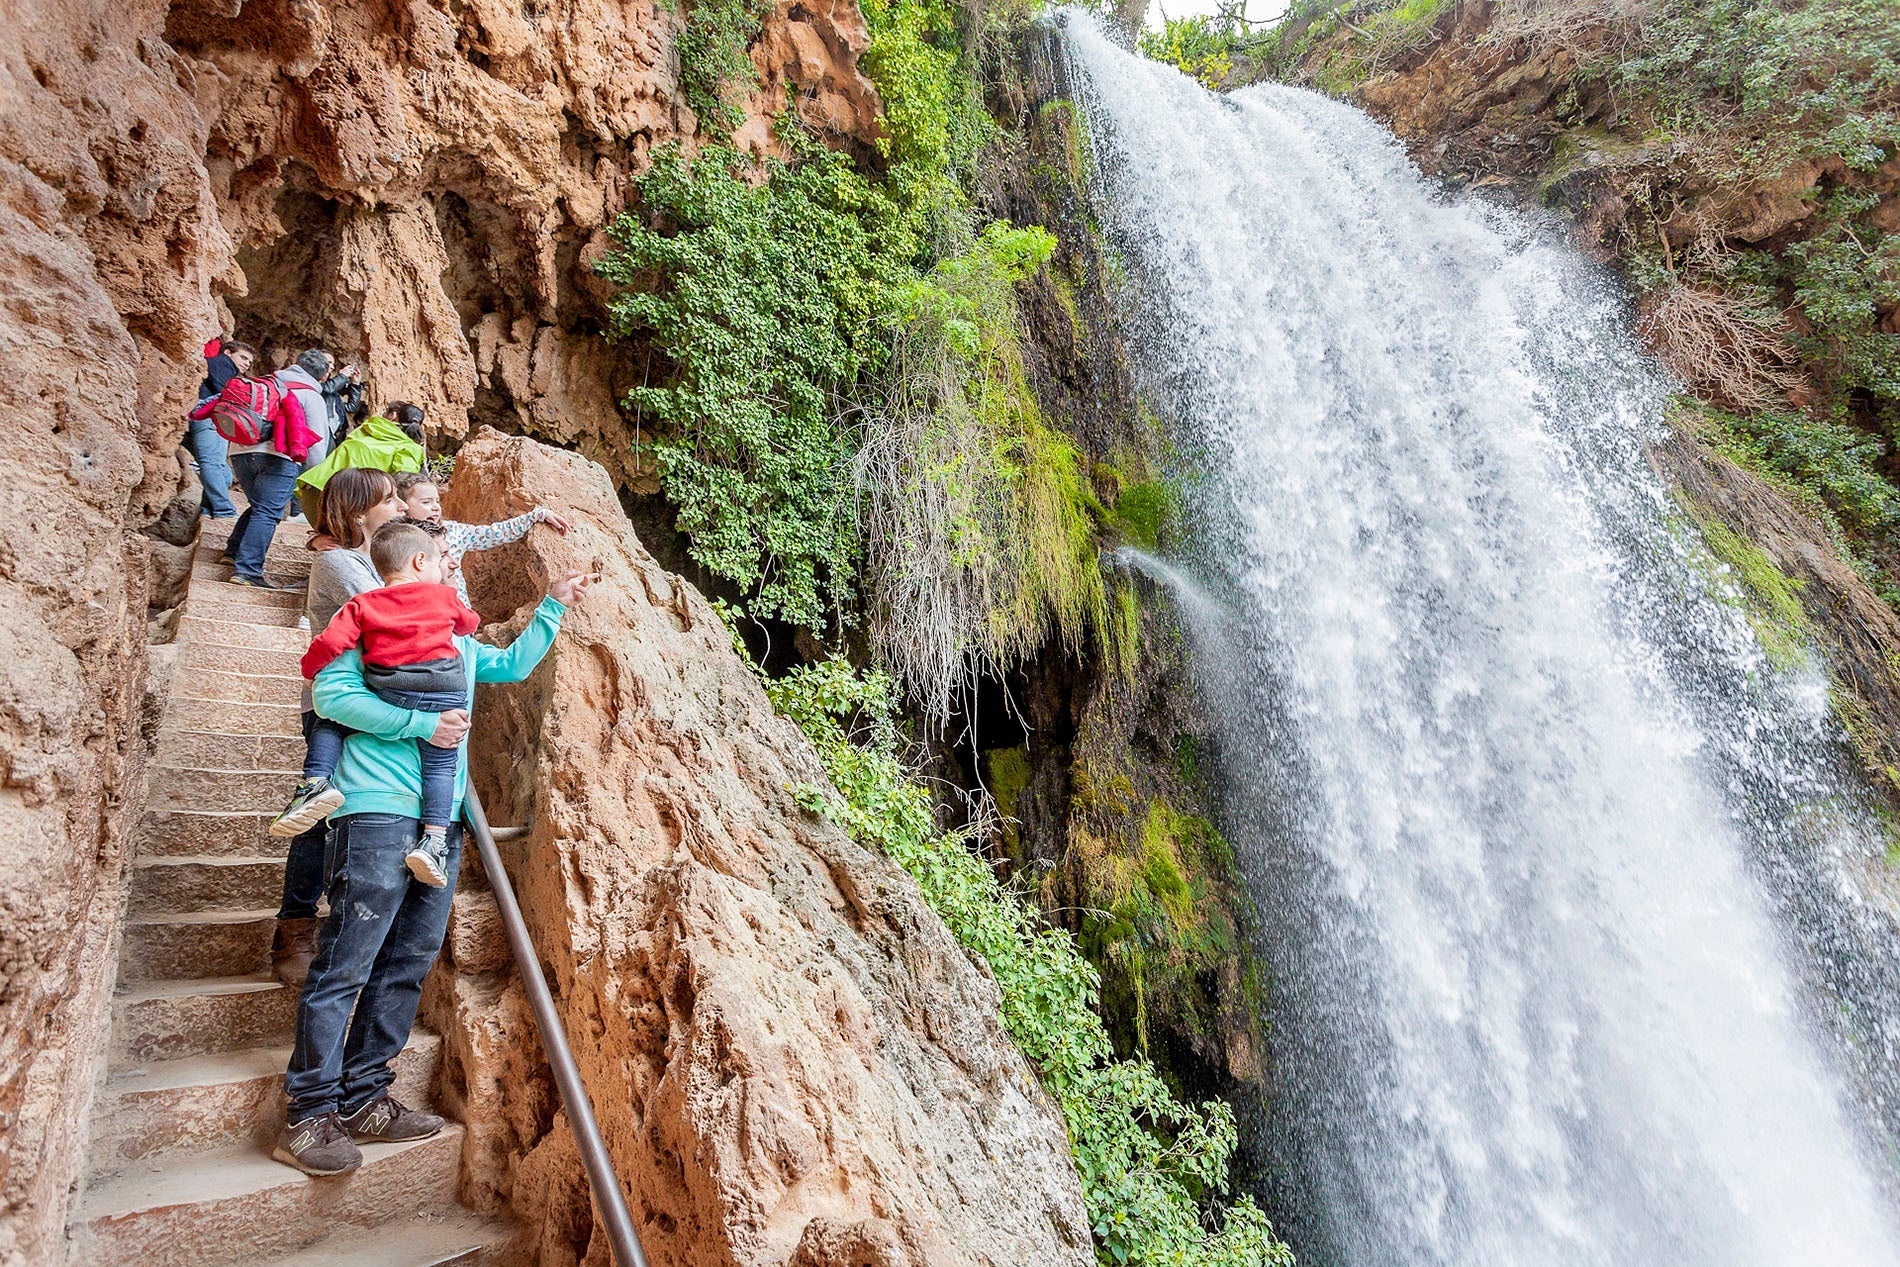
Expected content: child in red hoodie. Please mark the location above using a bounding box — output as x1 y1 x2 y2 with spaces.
280 519 478 886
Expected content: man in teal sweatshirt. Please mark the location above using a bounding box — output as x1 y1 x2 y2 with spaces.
275 569 598 1176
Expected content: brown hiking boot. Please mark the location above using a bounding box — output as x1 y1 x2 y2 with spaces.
340 1093 444 1143
271 917 320 986
273 1112 362 1176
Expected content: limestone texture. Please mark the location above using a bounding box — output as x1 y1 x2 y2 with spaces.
0 0 883 1256
431 430 1095 1267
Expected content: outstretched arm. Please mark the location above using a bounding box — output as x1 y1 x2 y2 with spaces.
474 597 566 684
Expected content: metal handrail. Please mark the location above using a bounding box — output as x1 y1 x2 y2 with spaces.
462 784 650 1267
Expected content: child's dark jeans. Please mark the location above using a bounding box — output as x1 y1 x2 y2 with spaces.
369 686 467 829
302 715 355 781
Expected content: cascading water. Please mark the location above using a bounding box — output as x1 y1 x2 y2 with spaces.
1057 14 1900 1267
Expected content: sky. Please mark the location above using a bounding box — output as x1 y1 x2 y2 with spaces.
1140 0 1291 30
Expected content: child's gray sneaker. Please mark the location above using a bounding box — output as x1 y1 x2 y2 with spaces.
271 778 345 838
405 829 449 887
272 1112 362 1176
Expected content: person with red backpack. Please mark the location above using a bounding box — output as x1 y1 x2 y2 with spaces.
188 334 252 518
206 348 330 588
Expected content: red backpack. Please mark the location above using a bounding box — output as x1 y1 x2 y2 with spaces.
208 375 285 447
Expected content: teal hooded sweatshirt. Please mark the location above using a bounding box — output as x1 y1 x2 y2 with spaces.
311 596 566 821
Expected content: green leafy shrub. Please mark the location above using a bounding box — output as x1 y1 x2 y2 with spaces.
1707 405 1900 538
599 137 901 626
761 655 1295 1267
1138 13 1244 87
1604 0 1900 173
678 0 773 134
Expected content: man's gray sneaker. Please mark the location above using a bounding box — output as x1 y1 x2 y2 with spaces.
271 777 344 838
340 1093 444 1143
273 1112 363 1176
405 830 450 887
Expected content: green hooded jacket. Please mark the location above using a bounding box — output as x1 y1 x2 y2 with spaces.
295 416 424 523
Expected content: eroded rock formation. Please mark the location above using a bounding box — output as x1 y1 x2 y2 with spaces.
431 430 1094 1267
0 0 883 1256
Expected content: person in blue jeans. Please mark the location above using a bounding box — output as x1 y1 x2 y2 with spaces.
273 566 598 1176
276 519 479 888
189 336 252 518
225 349 336 588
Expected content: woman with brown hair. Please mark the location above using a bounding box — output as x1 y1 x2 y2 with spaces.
269 467 405 983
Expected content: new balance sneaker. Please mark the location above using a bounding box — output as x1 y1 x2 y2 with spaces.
340 1094 444 1143
270 778 345 838
273 1112 363 1176
405 829 449 887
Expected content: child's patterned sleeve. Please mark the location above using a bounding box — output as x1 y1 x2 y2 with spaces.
445 512 538 555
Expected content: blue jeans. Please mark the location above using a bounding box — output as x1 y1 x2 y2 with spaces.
285 813 463 1120
228 452 300 581
300 714 355 782
186 415 236 517
373 687 467 829
281 711 335 921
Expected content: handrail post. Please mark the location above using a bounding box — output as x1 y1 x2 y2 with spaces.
463 783 651 1267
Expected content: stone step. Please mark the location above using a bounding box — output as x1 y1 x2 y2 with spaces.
88 1032 441 1167
76 1127 463 1267
179 641 306 679
189 565 310 593
183 594 307 629
131 856 287 916
188 579 306 610
113 976 298 1064
257 1212 516 1266
120 909 279 981
138 808 282 858
147 764 297 816
177 616 309 653
163 698 303 738
170 666 305 705
156 729 306 772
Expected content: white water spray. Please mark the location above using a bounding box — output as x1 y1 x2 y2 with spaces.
1066 15 1900 1267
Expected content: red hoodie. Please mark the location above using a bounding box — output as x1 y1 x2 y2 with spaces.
302 583 480 680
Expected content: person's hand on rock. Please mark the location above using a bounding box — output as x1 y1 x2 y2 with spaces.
535 507 572 535
549 571 599 605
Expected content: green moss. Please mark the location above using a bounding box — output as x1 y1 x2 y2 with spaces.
1676 494 1815 674
985 744 1032 853
1109 579 1140 687
1831 683 1900 799
1051 271 1087 341
1113 480 1174 549
1139 803 1198 931
1171 734 1203 789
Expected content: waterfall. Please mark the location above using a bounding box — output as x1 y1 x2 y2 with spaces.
1060 14 1900 1267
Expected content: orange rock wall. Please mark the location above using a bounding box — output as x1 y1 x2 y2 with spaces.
437 431 1094 1267
0 0 879 1257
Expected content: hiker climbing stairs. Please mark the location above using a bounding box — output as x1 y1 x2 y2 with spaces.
71 518 513 1266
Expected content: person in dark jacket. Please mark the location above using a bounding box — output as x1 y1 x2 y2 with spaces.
321 363 367 439
189 335 254 518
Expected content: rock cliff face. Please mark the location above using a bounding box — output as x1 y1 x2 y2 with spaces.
432 430 1094 1267
0 0 881 1257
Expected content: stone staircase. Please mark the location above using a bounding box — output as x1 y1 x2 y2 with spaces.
70 518 515 1266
